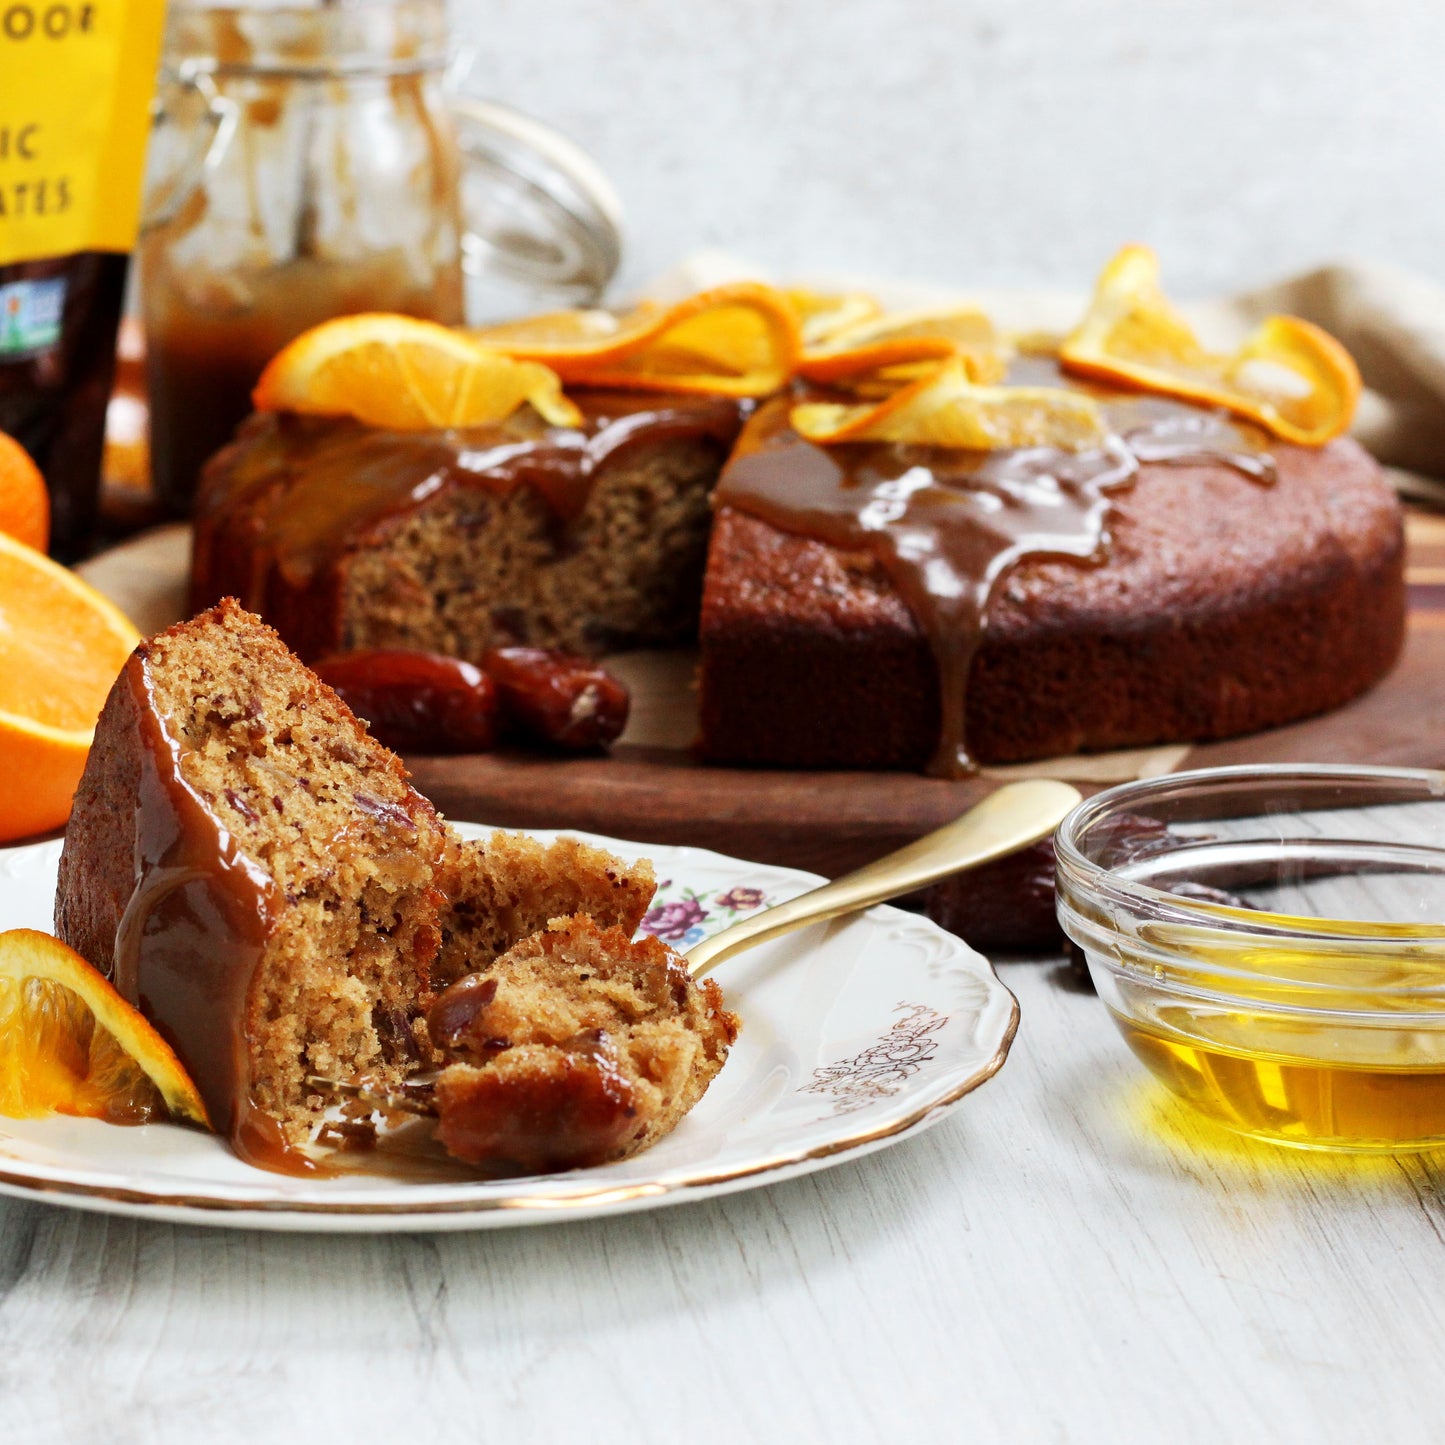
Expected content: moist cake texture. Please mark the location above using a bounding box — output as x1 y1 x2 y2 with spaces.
427 914 739 1174
55 599 450 1169
54 601 731 1175
189 392 746 662
434 831 655 990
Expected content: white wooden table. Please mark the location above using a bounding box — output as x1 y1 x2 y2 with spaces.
2 954 1439 1444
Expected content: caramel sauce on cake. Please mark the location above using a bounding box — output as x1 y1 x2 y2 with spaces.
715 359 1275 776
110 654 321 1173
54 602 736 1178
194 391 746 597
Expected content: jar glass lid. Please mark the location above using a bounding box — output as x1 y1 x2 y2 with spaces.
450 97 624 314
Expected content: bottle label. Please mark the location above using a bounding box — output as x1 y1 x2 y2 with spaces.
0 275 66 357
0 0 167 266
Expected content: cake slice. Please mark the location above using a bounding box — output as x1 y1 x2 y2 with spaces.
189 392 746 663
54 600 733 1175
54 599 451 1170
426 915 739 1174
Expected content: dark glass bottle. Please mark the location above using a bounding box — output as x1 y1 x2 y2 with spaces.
0 251 128 558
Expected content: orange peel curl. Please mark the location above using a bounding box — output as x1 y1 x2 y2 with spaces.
791 356 1107 451
472 282 802 398
1059 245 1359 446
782 288 885 348
798 305 1007 387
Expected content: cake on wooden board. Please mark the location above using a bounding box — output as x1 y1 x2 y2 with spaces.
699 399 1404 771
190 393 746 662
54 600 735 1174
184 268 1404 780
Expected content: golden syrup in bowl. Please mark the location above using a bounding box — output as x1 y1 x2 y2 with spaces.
1112 1006 1445 1151
1054 765 1445 1153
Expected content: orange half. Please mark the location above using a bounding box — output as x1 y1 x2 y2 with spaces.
1060 245 1360 445
0 929 209 1127
472 282 801 397
791 356 1107 450
254 313 582 430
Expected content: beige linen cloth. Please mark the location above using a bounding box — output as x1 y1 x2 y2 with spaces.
81 255 1445 784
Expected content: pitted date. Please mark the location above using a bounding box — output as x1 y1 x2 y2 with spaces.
313 650 500 754
484 646 630 751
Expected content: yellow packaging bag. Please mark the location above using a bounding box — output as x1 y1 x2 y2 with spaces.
0 0 166 265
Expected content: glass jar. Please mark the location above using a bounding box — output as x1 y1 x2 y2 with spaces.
139 0 622 514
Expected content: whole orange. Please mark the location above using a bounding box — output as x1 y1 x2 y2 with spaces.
0 431 49 552
0 531 139 841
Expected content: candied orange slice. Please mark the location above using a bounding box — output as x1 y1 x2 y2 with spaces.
1060 245 1359 445
472 283 801 397
799 305 1007 387
792 356 1106 449
782 288 884 347
253 314 582 430
0 929 209 1127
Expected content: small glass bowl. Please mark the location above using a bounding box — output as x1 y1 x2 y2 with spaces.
1054 764 1445 1152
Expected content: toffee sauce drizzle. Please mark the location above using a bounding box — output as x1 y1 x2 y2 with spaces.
715 359 1277 778
112 654 328 1175
192 391 747 602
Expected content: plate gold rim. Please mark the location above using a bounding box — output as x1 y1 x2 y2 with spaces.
0 983 1018 1221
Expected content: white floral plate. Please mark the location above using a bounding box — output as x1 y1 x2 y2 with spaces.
0 824 1018 1231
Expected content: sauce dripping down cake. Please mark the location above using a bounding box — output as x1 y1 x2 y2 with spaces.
54 601 737 1175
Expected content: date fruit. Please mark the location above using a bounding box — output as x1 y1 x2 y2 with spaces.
313 650 500 754
483 647 630 751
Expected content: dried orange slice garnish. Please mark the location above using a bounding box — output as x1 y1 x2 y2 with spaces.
472 282 801 397
799 305 1007 387
253 314 582 430
783 288 884 347
0 432 48 553
791 356 1107 450
0 929 209 1127
0 532 140 843
1060 245 1360 445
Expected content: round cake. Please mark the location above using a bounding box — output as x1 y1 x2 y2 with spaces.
699 398 1404 771
186 321 1405 776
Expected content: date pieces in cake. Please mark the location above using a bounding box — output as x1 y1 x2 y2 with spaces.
49 601 732 1176
422 915 738 1175
315 646 630 755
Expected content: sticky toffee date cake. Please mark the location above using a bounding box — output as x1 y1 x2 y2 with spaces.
187 334 1403 782
190 392 747 663
54 601 736 1175
699 368 1405 775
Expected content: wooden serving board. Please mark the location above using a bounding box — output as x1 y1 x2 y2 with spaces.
79 515 1445 943
416 620 1444 851
401 517 1445 878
